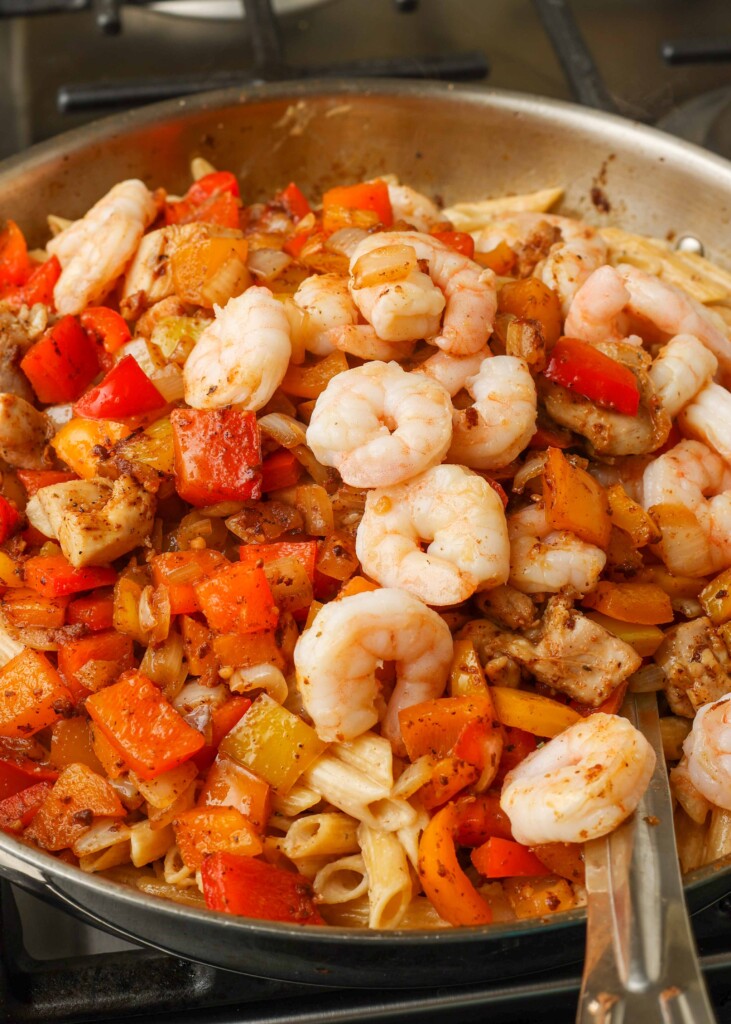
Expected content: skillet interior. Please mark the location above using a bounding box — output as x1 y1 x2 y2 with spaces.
0 78 730 987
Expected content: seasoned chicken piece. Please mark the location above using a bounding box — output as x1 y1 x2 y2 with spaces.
654 617 731 718
121 223 208 314
0 394 54 469
505 596 641 706
26 476 155 567
0 312 35 403
473 584 538 631
539 341 670 457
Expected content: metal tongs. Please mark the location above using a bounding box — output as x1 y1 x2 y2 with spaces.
577 692 716 1024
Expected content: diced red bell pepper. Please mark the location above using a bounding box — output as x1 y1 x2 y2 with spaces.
471 836 552 879
57 629 135 702
165 172 241 229
173 806 262 870
452 792 514 846
261 449 302 492
283 230 314 259
20 315 100 404
0 780 53 834
0 650 73 738
0 497 20 544
194 563 279 635
430 230 475 259
170 408 262 507
193 696 253 771
73 355 166 420
85 670 205 780
66 589 115 631
199 754 271 833
0 757 58 801
1 256 61 312
322 180 393 231
201 852 324 924
23 762 125 851
151 549 227 615
543 336 641 416
238 540 318 582
277 182 311 222
0 220 30 288
80 306 132 354
17 470 78 496
494 726 538 786
24 555 117 598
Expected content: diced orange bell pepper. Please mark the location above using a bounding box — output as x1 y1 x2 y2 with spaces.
582 581 673 625
419 756 480 811
543 446 612 549
0 650 73 738
238 540 318 581
699 567 731 625
606 484 660 547
50 718 104 773
90 723 127 779
57 629 135 701
280 351 349 399
498 278 563 346
277 182 311 222
151 550 227 615
85 670 205 780
193 696 252 772
17 470 78 496
490 686 581 738
194 563 279 635
170 408 262 507
471 836 552 879
181 615 217 676
20 315 100 404
335 577 380 601
451 792 514 846
430 230 475 259
322 180 393 233
417 802 493 926
211 630 285 671
51 417 131 479
583 610 665 658
475 240 516 275
0 780 53 834
24 555 117 599
201 852 324 924
261 449 302 492
23 762 125 851
570 679 629 719
66 589 115 631
399 695 496 762
173 806 262 870
2 587 69 628
0 757 58 801
531 842 585 883
199 753 271 833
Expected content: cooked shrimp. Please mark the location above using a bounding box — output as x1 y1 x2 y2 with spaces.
476 211 607 313
642 439 731 575
386 182 447 232
413 346 489 397
292 273 359 356
507 503 606 594
306 360 452 488
329 325 416 362
355 464 510 606
122 223 206 310
48 180 158 316
294 588 453 751
350 231 496 355
183 286 291 411
0 393 53 469
648 334 718 419
684 694 731 810
680 382 731 464
448 355 537 470
565 263 731 380
500 712 655 845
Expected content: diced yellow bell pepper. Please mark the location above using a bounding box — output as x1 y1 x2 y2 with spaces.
641 565 706 600
220 692 326 794
52 418 131 479
606 484 661 547
490 686 581 738
0 552 24 588
449 638 488 698
584 610 665 657
699 567 731 625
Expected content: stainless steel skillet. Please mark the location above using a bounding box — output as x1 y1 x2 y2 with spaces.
0 79 730 989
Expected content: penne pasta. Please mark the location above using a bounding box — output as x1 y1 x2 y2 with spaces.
282 811 360 860
331 732 394 790
270 783 322 817
79 841 132 874
302 752 417 832
704 807 731 864
443 187 564 232
358 823 413 930
313 854 369 905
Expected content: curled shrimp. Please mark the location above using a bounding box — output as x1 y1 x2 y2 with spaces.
48 180 158 316
329 325 416 362
386 181 447 232
508 503 606 595
183 286 291 411
684 693 731 811
355 464 510 606
292 273 359 356
448 355 537 470
500 712 655 845
642 439 731 576
648 334 718 419
350 231 497 355
565 264 731 381
412 346 489 397
306 360 452 488
294 587 453 752
680 382 731 465
476 211 607 313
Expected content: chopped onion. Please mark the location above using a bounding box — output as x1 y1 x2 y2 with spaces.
150 365 185 403
513 451 548 494
291 444 334 486
248 247 292 283
140 629 185 696
258 412 308 449
352 244 417 289
108 776 144 811
325 227 369 258
295 484 335 536
45 404 74 429
72 818 131 857
628 664 666 693
230 663 288 704
117 337 162 376
173 681 228 714
136 877 206 907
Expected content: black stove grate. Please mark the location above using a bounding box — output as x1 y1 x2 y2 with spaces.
4 883 731 1024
